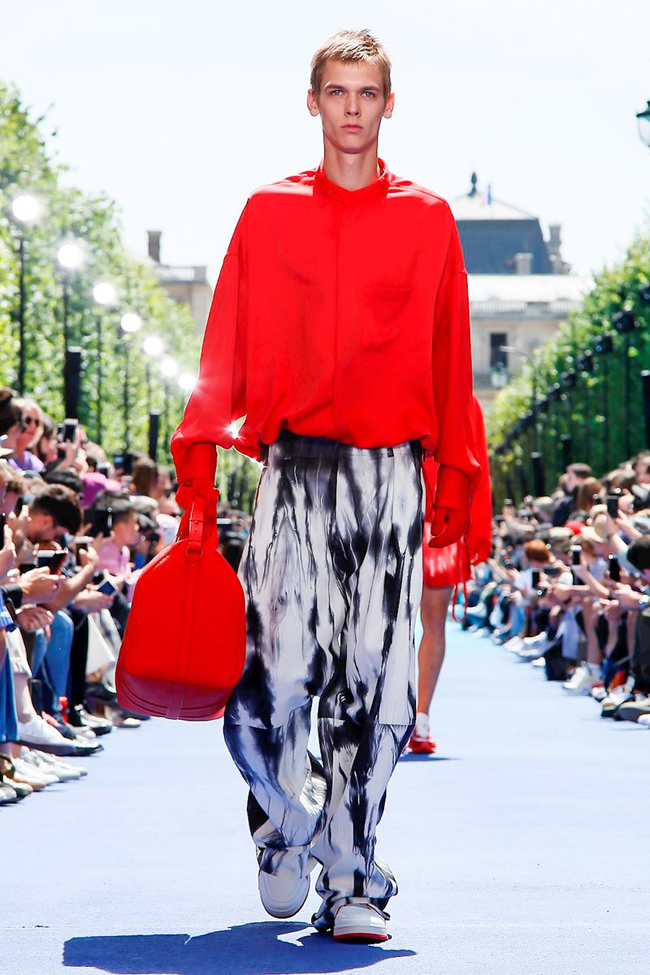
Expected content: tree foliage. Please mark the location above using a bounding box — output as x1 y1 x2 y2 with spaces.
0 81 260 509
486 230 650 503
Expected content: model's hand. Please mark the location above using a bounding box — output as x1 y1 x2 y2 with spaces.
175 477 217 513
428 506 469 548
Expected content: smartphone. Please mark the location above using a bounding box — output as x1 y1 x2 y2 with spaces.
18 562 37 574
531 570 540 589
606 494 620 518
97 462 111 477
36 549 68 574
92 570 108 585
608 554 621 583
97 578 119 597
0 511 5 545
503 499 513 508
62 418 78 443
73 535 93 556
89 507 113 537
535 586 548 598
571 545 582 566
545 565 561 578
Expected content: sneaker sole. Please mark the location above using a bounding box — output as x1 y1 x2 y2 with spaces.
333 931 388 943
258 855 317 919
259 875 310 919
17 736 77 757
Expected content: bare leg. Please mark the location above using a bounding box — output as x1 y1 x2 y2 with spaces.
417 585 454 715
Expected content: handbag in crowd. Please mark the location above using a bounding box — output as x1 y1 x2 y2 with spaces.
116 490 246 720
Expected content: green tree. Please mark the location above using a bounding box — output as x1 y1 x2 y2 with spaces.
487 230 650 505
0 81 260 509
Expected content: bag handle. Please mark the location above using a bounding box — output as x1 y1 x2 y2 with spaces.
185 489 219 559
187 497 205 556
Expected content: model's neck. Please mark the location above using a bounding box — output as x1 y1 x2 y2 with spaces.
322 143 380 191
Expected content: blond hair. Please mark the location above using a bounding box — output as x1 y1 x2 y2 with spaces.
310 29 392 98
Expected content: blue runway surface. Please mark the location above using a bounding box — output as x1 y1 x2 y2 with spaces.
4 626 650 975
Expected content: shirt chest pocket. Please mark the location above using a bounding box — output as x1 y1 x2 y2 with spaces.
361 283 413 350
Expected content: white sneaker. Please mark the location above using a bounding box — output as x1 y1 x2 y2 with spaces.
531 657 546 668
17 717 76 756
12 757 58 787
332 897 388 943
523 632 551 651
637 714 650 727
504 636 524 653
258 854 317 919
563 664 601 695
20 748 81 781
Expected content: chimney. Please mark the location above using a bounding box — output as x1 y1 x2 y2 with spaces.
514 252 533 275
547 223 562 258
147 230 162 264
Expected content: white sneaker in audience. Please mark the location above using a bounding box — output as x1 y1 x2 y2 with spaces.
11 757 57 788
523 632 551 652
17 716 76 756
563 663 601 695
20 748 81 781
504 636 524 653
531 657 546 668
637 714 650 727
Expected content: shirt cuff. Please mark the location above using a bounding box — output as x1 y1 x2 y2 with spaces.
179 443 217 485
434 465 471 513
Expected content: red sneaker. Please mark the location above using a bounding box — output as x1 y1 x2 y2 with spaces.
407 731 436 754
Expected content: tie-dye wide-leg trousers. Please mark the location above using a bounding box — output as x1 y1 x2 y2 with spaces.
223 431 424 930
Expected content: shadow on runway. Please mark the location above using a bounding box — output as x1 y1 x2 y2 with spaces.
64 923 416 974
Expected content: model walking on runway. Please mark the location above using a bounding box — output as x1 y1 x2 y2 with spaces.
408 396 493 754
171 29 480 942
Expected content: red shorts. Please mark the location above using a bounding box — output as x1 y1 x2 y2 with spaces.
422 520 471 589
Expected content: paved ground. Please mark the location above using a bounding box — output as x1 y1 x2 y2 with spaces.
4 624 650 975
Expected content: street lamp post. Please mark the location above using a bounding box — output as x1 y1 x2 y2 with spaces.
56 241 85 412
10 195 41 394
92 282 117 445
120 312 143 451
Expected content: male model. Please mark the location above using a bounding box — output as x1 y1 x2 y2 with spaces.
172 29 480 943
408 395 493 754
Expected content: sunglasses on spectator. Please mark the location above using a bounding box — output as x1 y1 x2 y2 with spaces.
22 416 40 427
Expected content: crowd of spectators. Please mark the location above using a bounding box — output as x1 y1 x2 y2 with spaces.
0 386 251 804
458 459 650 727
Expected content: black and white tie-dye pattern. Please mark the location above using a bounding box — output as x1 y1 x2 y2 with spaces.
223 431 424 930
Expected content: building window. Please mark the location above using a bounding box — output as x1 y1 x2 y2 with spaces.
490 332 508 369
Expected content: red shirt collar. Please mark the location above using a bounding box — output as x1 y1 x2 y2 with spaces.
314 158 391 205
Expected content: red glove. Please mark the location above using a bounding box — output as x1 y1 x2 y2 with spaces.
428 465 471 549
429 506 470 549
175 477 218 513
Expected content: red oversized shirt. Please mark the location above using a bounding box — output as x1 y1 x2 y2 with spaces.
171 159 480 519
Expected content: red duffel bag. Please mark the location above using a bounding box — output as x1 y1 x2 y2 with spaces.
116 489 246 720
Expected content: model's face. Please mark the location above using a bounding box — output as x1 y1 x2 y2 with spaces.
307 60 394 155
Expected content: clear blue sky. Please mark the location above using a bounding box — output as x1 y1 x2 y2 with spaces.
4 0 649 284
